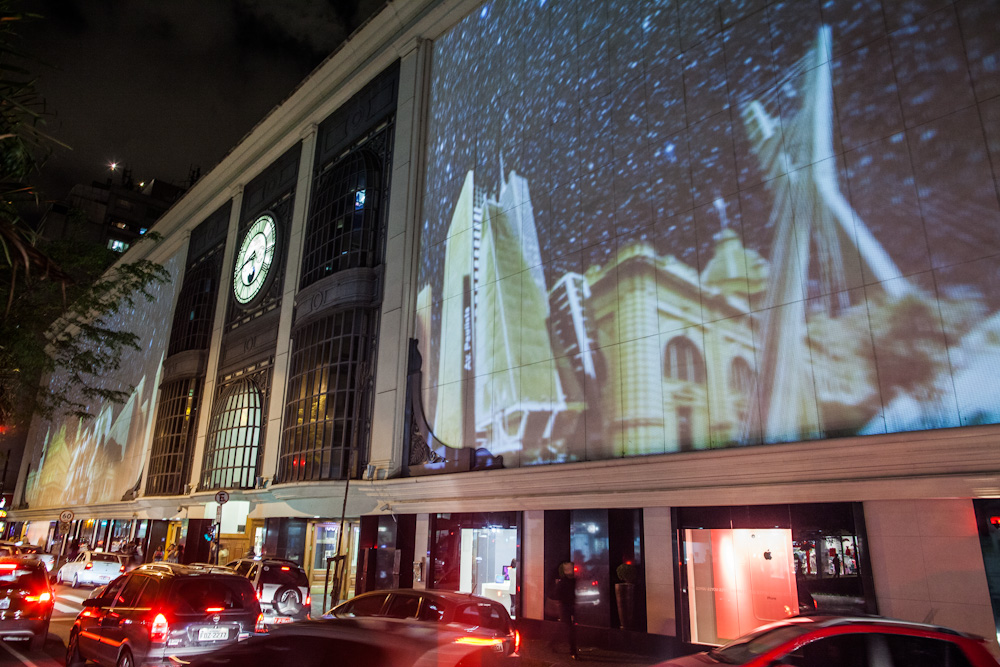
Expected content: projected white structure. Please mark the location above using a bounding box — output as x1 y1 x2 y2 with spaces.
740 26 912 443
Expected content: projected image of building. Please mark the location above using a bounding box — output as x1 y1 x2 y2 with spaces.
7 0 1000 656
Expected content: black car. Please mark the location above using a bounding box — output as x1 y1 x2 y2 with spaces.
66 562 264 667
0 556 54 651
325 588 520 664
189 616 518 667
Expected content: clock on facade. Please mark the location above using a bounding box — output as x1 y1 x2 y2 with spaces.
233 213 278 305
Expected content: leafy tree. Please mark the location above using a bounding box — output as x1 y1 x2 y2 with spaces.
0 3 168 432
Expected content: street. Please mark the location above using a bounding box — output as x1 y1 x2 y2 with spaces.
0 582 89 666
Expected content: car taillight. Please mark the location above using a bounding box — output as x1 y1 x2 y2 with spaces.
305 594 311 606
454 637 504 648
24 591 52 604
150 613 169 643
255 613 267 634
85 562 93 570
206 607 223 613
119 564 125 572
514 630 521 653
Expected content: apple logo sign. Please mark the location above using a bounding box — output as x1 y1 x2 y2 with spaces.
763 550 772 561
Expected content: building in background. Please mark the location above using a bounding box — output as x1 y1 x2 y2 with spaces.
9 0 1000 657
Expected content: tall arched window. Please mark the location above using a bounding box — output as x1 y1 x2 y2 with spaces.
664 336 705 384
202 377 263 489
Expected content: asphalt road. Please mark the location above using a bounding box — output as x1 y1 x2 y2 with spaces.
0 582 91 665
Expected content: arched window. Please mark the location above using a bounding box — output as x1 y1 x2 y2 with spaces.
664 337 705 384
299 149 383 288
202 377 263 489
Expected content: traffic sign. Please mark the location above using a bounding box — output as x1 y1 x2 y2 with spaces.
215 491 230 504
59 510 75 523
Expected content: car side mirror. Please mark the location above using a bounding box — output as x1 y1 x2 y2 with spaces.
82 597 102 608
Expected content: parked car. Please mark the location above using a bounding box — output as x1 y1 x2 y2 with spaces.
0 556 55 651
66 561 265 667
652 615 1000 666
224 558 310 625
56 549 126 588
188 616 518 667
0 542 22 557
324 588 520 663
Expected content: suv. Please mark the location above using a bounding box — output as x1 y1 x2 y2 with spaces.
66 562 264 667
225 558 310 626
0 557 54 651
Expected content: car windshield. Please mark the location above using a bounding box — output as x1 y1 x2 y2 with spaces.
91 553 121 563
709 624 816 664
0 563 45 588
171 578 254 613
260 564 308 587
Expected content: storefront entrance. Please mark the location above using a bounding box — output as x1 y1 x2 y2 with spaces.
676 503 875 646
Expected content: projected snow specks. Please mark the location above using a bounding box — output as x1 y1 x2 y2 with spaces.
418 0 1000 466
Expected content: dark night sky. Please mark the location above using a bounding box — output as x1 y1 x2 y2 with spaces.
19 0 384 201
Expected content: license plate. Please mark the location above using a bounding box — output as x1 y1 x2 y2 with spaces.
0 598 8 610
274 617 292 624
98 575 111 582
198 627 228 641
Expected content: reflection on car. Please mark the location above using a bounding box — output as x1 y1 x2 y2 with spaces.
56 549 125 588
66 562 264 667
0 557 54 651
652 615 1000 666
188 616 517 667
324 588 520 664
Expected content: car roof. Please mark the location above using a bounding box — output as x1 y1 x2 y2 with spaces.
783 615 973 639
136 562 256 580
0 556 47 570
354 588 505 605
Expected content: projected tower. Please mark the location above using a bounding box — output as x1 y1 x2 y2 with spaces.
434 169 569 459
740 26 912 443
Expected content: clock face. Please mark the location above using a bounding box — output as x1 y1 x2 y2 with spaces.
233 213 277 305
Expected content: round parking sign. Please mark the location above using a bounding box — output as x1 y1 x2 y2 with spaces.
215 491 230 504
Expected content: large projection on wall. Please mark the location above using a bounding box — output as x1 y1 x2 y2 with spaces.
416 0 1000 467
23 254 182 507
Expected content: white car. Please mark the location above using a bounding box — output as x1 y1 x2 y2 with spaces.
55 550 125 588
16 544 57 573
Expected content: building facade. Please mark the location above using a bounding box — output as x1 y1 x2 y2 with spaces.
9 0 1000 656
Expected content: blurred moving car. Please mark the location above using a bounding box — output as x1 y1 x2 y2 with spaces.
56 549 126 588
66 562 264 667
653 615 1000 666
324 588 520 663
224 558 310 625
0 557 55 651
188 616 517 667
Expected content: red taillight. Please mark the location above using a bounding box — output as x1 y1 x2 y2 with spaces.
254 613 267 634
454 637 504 648
305 594 311 606
150 613 169 643
85 562 93 570
514 630 521 653
24 591 52 604
0 564 16 571
280 566 290 571
206 607 223 612
119 564 125 572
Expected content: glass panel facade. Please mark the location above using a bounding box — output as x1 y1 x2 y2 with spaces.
279 309 376 482
973 499 1000 646
167 249 222 355
146 377 202 496
300 148 384 288
202 377 264 489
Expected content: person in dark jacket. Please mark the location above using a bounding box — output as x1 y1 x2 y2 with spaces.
555 561 579 659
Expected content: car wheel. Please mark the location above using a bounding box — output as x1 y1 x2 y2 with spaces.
116 647 134 667
66 630 85 667
29 625 47 652
272 585 303 616
72 574 79 589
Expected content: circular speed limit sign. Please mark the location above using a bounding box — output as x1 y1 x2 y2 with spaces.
59 510 74 523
